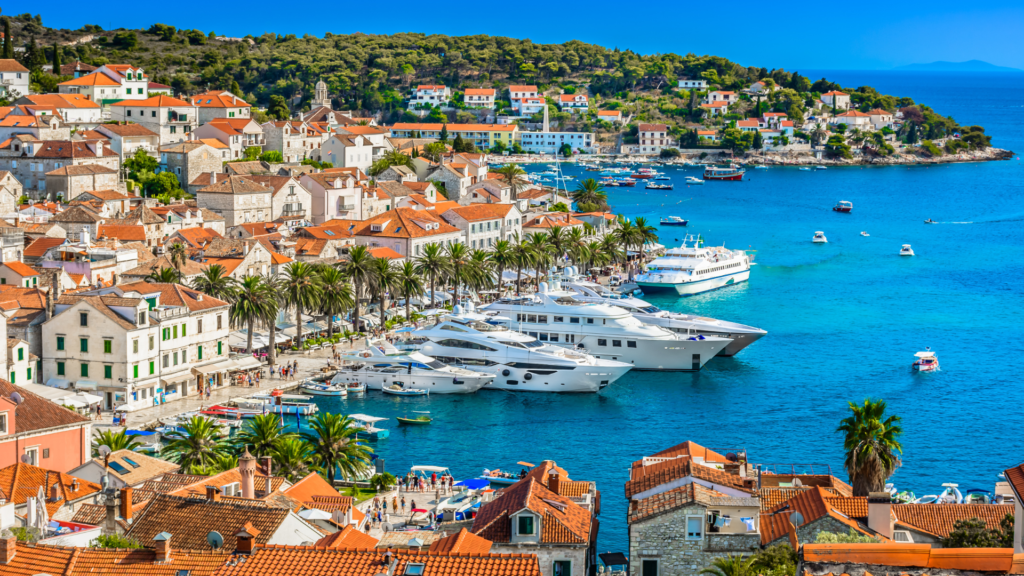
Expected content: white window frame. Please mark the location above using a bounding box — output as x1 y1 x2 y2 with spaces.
552 560 573 576
0 411 8 435
25 446 39 466
685 515 704 540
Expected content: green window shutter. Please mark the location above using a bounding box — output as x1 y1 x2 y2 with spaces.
198 345 203 360
57 337 64 350
80 338 88 352
17 349 23 361
57 362 65 376
149 361 155 375
173 325 178 339
26 367 31 381
9 371 13 383
134 365 139 378
217 341 223 355
104 365 112 379
80 363 89 377
104 340 112 354
182 324 187 337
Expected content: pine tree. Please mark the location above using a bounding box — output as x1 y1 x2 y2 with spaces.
452 133 465 152
230 79 241 96
411 147 419 158
52 42 61 72
2 18 10 59
752 130 763 150
439 123 448 144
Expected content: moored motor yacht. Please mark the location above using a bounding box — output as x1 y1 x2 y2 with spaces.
634 234 752 296
561 268 766 356
333 341 493 394
813 231 828 243
900 244 915 256
403 311 634 391
833 200 853 213
913 348 939 372
480 281 731 370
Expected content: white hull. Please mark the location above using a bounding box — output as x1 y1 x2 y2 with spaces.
445 360 630 393
637 314 765 356
552 335 728 371
637 269 750 297
329 369 489 394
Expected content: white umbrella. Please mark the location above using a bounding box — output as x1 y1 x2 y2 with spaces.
72 392 103 405
299 508 333 521
419 309 447 317
58 397 87 408
36 486 48 530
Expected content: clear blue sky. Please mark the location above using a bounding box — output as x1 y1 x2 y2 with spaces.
10 1 1024 70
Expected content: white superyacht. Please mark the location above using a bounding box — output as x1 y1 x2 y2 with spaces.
331 341 493 394
560 268 766 356
405 311 632 392
635 234 752 296
480 281 731 370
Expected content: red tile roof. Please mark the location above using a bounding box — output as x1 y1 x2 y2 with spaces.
1 260 39 277
126 494 294 550
759 487 884 545
508 85 538 92
465 88 496 96
625 458 751 499
96 224 147 242
24 237 65 258
429 527 493 554
313 525 379 550
391 123 515 132
191 90 251 108
629 482 731 523
0 461 101 516
367 247 403 260
441 203 515 221
111 95 192 107
354 208 461 239
473 478 592 545
894 503 1013 538
117 282 230 312
639 123 669 132
59 73 120 86
0 542 232 576
823 91 850 96
0 379 91 436
802 543 1020 574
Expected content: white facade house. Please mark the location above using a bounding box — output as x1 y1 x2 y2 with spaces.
749 81 777 93
352 207 463 259
464 88 496 109
678 78 708 90
17 94 103 128
518 97 547 117
193 118 266 160
190 90 252 124
704 91 738 105
832 110 873 128
110 95 198 145
867 109 895 130
519 131 595 154
57 64 150 104
95 122 161 161
195 175 274 227
597 110 623 124
558 94 589 113
0 59 30 98
409 85 451 108
700 101 729 117
321 134 375 173
440 203 522 248
509 85 539 113
637 123 675 155
821 91 851 110
301 172 365 224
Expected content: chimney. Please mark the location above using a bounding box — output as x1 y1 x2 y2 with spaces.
153 532 172 563
210 171 216 185
239 447 256 500
0 530 15 564
243 242 249 256
119 486 134 524
548 469 561 495
49 483 60 502
867 491 893 539
205 485 221 502
260 456 272 477
234 522 260 554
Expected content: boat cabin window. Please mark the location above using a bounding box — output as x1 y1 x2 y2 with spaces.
554 296 582 305
570 317 580 324
432 338 496 351
553 316 564 322
441 325 468 332
640 306 660 314
499 340 527 349
587 318 595 324
537 315 548 323
468 321 501 332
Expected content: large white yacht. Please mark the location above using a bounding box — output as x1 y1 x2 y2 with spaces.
560 269 766 356
480 282 731 371
330 341 493 394
405 312 633 392
635 234 751 296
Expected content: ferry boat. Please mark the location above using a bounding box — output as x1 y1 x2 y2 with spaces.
660 216 688 226
913 349 939 372
481 286 732 371
703 165 745 181
234 392 319 415
631 168 658 179
634 234 752 297
833 201 853 213
813 231 828 243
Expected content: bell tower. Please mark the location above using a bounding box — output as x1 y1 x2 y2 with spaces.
312 79 330 109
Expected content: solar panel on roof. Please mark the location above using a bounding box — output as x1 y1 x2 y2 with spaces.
122 456 142 468
395 227 402 233
324 230 334 236
108 461 130 475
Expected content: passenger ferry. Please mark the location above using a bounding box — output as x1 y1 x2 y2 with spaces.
634 234 752 296
703 165 745 181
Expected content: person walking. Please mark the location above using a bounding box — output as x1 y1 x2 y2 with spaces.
400 496 406 514
392 495 398 513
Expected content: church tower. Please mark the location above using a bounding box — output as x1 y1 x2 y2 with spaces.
312 79 331 109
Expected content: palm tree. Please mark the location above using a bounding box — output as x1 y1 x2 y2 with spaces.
162 416 230 473
572 178 608 209
271 437 318 482
343 245 375 331
234 413 294 458
492 163 529 201
317 266 353 340
231 275 273 354
525 233 553 288
509 234 534 295
700 554 757 576
194 453 240 475
168 242 188 280
599 234 623 265
396 261 425 320
565 227 591 266
369 257 398 326
444 242 471 306
282 262 323 348
810 123 828 146
614 219 639 257
634 217 659 262
260 272 284 368
146 267 179 283
191 265 236 301
92 429 143 456
489 240 515 294
466 249 494 292
415 243 449 308
836 399 904 496
301 413 373 483
546 227 568 269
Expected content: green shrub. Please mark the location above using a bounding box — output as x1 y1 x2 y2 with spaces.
919 140 942 157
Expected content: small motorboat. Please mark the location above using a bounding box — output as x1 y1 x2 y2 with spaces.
963 489 993 504
754 165 769 170
654 176 672 181
397 411 433 425
799 167 812 171
913 348 939 372
660 216 688 226
860 231 870 237
833 200 853 213
382 382 429 396
900 244 915 256
813 231 828 243
815 165 827 170
911 494 940 504
645 183 674 190
924 218 937 224
685 176 704 185
341 379 366 394
938 483 963 504
300 381 347 396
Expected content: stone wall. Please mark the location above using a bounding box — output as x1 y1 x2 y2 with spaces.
630 504 760 576
490 543 588 576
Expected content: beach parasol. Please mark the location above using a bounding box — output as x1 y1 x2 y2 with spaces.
517 461 536 468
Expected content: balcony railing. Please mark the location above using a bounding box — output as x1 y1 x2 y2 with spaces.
281 208 306 218
340 204 356 211
150 306 189 321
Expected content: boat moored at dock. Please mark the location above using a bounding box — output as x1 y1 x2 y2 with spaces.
703 165 746 181
334 341 493 394
634 234 752 297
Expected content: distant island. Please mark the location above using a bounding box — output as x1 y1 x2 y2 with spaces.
893 60 1023 73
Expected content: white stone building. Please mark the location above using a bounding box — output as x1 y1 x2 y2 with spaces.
637 123 675 155
464 88 496 109
440 204 522 248
193 118 266 161
110 95 198 145
195 175 274 227
0 59 30 99
190 90 252 124
409 85 451 109
57 64 151 105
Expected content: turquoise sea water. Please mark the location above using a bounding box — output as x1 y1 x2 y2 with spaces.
299 72 1024 555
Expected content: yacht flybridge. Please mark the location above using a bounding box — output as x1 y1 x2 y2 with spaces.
480 279 731 370
331 340 494 394
404 311 633 392
634 234 752 296
560 268 766 356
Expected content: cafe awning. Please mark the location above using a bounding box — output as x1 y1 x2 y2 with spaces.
160 372 194 386
231 356 262 371
191 359 235 376
75 380 98 390
45 378 71 390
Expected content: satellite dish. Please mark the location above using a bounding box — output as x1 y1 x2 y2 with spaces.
790 511 805 526
98 445 112 457
793 478 803 487
207 531 224 550
10 392 23 405
725 452 738 462
20 454 30 463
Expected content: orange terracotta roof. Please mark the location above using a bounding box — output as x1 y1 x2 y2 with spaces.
598 110 621 116
630 482 733 523
24 237 66 258
284 473 342 502
823 90 850 96
313 525 379 549
626 458 751 499
0 462 101 516
111 95 192 107
200 138 230 150
700 101 729 108
117 281 230 312
760 487 885 545
429 527 493 554
866 108 892 115
639 123 669 132
59 73 120 86
803 543 1020 573
508 85 538 92
1004 463 1024 502
171 227 223 248
391 123 516 132
96 224 147 242
417 84 447 90
191 90 251 108
126 494 293 550
894 503 1013 538
2 260 39 277
442 203 514 221
473 478 592 545
367 247 404 260
523 213 584 229
465 88 496 96
559 94 588 102
1 541 232 576
837 110 871 117
354 207 461 239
